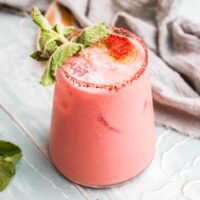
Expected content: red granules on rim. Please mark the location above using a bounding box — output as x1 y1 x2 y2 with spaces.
61 27 148 92
104 34 135 60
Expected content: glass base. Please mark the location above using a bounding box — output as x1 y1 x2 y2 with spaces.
60 151 155 189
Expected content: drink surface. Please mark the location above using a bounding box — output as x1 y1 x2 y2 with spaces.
62 33 145 85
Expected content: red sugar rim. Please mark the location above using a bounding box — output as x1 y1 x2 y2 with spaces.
60 26 148 92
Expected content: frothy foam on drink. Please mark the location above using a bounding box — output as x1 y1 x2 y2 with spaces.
63 34 145 85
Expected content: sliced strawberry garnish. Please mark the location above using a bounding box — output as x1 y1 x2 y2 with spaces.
104 34 135 60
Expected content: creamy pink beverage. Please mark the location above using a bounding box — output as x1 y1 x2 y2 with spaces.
50 28 156 187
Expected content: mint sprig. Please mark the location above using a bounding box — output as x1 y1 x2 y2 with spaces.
31 7 110 86
0 140 22 192
31 7 71 60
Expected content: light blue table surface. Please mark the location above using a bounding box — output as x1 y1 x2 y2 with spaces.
0 1 200 199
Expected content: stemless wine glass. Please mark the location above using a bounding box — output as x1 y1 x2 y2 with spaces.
49 27 156 187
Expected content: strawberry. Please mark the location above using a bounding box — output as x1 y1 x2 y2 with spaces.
104 34 135 59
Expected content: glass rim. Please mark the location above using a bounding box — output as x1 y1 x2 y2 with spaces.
60 26 148 92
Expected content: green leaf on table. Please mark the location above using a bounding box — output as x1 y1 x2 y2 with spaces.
31 6 51 31
0 160 15 192
0 140 22 192
40 42 84 86
77 23 110 46
0 140 22 164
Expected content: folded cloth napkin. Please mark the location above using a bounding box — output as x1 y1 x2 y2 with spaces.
1 0 200 137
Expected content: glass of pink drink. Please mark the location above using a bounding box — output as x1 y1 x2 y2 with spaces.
49 27 156 187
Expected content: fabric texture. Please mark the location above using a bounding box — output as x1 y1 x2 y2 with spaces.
1 0 200 137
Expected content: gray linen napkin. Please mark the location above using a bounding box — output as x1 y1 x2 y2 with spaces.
1 0 200 137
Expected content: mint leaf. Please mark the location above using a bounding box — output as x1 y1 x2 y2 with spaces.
31 7 51 31
0 140 22 192
77 23 110 46
31 51 50 61
0 141 22 164
45 41 58 54
40 42 83 86
0 160 15 192
39 31 58 51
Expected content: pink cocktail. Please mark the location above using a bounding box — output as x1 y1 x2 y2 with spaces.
49 27 155 187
